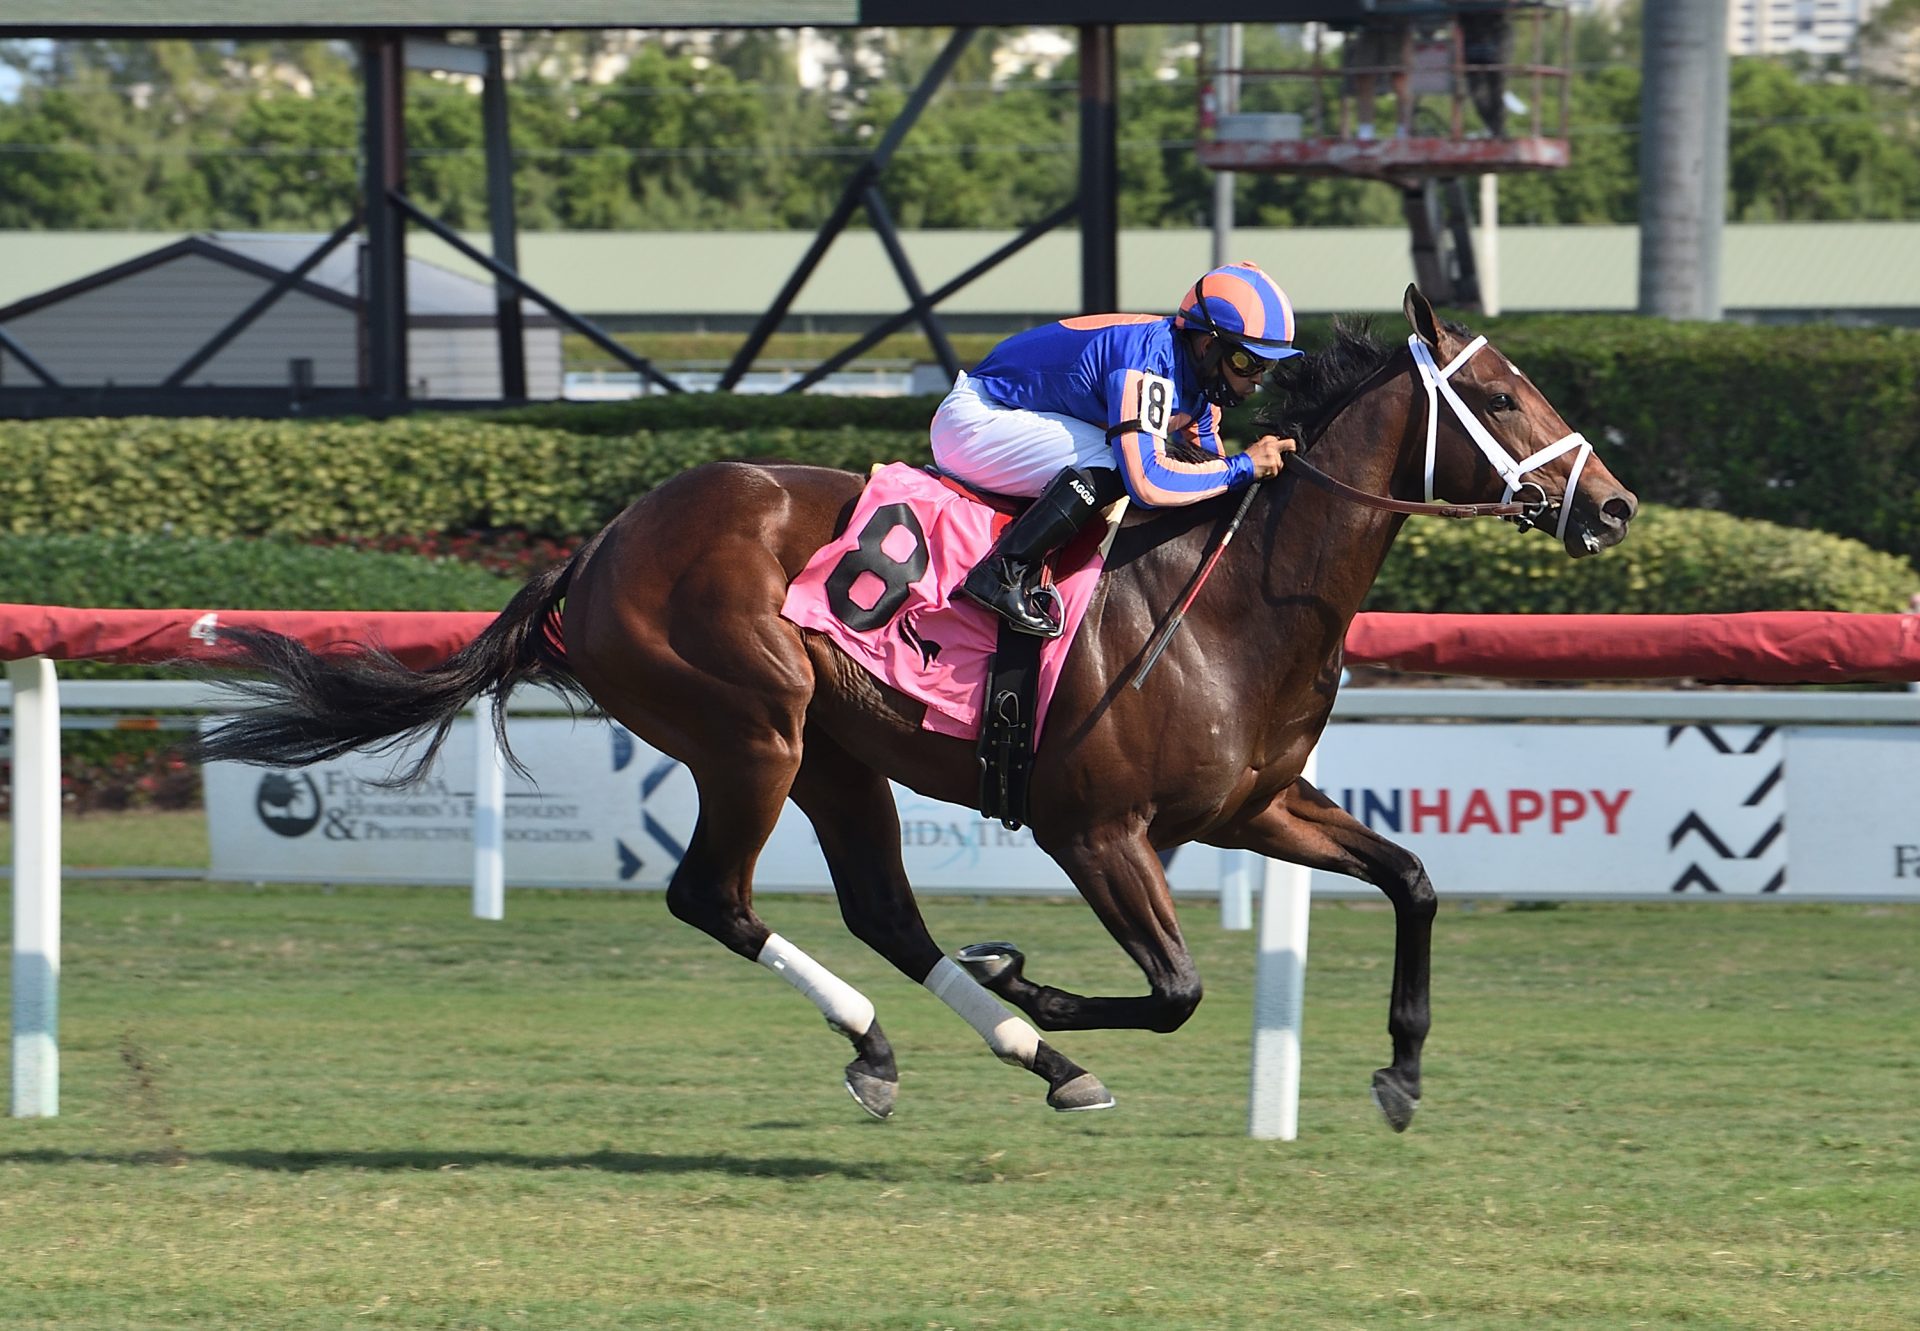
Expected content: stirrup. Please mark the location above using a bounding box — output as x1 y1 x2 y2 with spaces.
1005 584 1063 638
960 568 1062 638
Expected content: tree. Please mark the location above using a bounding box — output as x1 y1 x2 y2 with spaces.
1727 58 1920 220
2 26 1919 235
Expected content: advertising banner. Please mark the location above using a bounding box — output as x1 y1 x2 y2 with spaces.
204 717 1227 896
1314 721 1785 897
1782 728 1920 899
205 716 1920 901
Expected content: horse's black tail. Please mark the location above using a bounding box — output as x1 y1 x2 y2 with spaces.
194 559 585 787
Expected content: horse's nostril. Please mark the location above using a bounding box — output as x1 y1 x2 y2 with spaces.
1602 496 1636 527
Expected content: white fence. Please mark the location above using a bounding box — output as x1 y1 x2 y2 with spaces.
10 674 1920 1132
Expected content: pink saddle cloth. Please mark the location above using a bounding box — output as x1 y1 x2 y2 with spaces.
780 463 1107 740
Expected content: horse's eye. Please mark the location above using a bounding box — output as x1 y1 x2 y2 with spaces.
1487 393 1518 413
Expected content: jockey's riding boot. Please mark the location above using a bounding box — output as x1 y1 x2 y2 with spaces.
960 465 1126 638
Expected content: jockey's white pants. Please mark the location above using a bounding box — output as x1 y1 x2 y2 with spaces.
930 371 1116 499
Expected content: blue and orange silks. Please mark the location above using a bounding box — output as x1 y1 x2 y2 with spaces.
963 314 1254 508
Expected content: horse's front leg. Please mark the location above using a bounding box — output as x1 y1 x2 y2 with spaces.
1212 777 1435 1132
959 824 1204 1036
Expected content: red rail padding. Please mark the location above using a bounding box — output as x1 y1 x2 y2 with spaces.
1346 612 1920 683
1 604 1918 683
0 605 492 671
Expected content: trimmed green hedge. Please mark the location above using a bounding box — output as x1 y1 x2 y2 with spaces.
1478 315 1920 567
1 509 1904 620
0 415 916 540
486 392 940 436
491 316 1920 572
0 532 524 611
1369 503 1920 614
2 314 1916 573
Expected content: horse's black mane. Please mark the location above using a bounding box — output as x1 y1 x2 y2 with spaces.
1253 317 1399 446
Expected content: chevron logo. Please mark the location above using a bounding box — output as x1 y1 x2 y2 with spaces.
1671 864 1786 894
1744 762 1783 805
1670 864 1722 893
616 839 644 881
1669 811 1785 859
1664 726 1787 894
1666 724 1778 755
608 735 694 880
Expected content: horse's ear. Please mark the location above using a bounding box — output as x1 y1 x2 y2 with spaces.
1403 283 1442 349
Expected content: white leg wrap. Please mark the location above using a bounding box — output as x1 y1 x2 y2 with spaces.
756 933 875 1038
924 957 1042 1068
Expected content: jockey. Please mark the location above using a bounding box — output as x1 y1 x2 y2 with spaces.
932 260 1302 638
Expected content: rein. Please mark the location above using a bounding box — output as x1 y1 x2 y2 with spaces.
1284 454 1528 519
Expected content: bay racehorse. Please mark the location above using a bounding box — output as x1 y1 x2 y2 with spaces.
198 287 1636 1129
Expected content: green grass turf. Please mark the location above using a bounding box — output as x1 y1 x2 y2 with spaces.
2 882 1915 1329
0 808 211 871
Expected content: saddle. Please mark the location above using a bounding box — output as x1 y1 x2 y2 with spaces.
779 463 1120 829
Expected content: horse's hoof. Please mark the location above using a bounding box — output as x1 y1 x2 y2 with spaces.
955 941 1025 989
1369 1068 1420 1133
1046 1072 1115 1113
844 1064 897 1120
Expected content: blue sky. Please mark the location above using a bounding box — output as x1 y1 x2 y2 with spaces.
1 38 49 102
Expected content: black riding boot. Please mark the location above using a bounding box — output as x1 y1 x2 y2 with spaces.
959 465 1125 638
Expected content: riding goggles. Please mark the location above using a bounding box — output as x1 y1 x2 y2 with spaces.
1222 343 1277 379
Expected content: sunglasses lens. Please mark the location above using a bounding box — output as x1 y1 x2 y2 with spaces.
1226 347 1273 377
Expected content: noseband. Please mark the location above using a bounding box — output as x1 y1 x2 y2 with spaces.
1409 334 1594 542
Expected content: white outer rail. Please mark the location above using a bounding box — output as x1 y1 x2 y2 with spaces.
9 673 1920 1125
8 661 61 1118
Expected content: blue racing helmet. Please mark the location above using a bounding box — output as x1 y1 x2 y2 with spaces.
1173 261 1303 358
1175 261 1303 406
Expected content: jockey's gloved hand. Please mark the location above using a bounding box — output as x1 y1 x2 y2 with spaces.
1244 435 1297 481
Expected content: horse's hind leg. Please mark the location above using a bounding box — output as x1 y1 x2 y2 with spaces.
652 729 907 1117
573 601 895 1116
788 732 1113 1113
1214 777 1434 1132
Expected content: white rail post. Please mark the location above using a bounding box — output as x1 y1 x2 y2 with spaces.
10 657 62 1118
1219 848 1254 931
471 700 506 921
1249 748 1317 1140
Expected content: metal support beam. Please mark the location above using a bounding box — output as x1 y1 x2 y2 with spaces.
1402 183 1452 305
162 213 360 388
719 27 975 392
1210 23 1242 269
861 186 960 383
1078 24 1119 314
785 200 1078 395
361 34 409 402
0 325 60 387
481 32 528 400
391 191 682 394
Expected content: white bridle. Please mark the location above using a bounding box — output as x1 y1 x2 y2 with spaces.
1409 334 1594 543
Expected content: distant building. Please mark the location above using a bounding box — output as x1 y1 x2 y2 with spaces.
0 232 560 400
1729 0 1891 59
